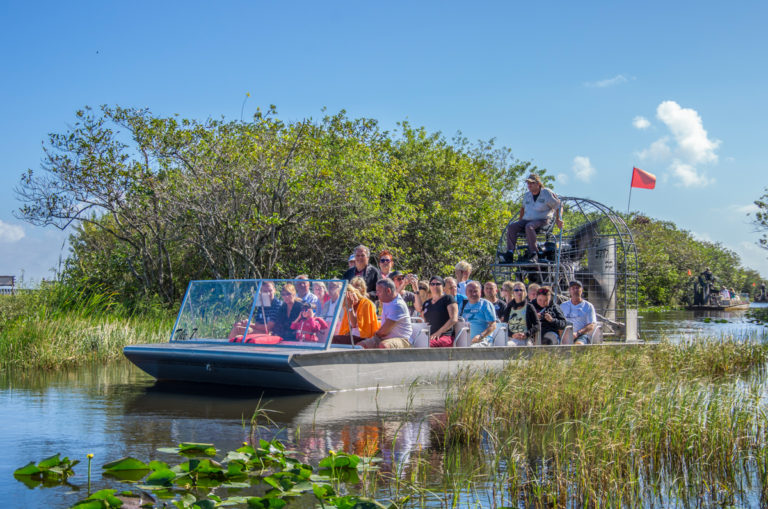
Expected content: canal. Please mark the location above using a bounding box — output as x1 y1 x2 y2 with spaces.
2 306 767 507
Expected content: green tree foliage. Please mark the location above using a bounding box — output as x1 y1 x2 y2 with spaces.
753 187 768 251
16 106 535 305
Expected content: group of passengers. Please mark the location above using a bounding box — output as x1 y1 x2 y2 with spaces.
231 242 596 348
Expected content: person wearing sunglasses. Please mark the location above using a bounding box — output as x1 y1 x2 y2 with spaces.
421 276 459 347
531 286 567 345
342 244 381 301
501 281 539 346
378 250 395 279
501 173 563 264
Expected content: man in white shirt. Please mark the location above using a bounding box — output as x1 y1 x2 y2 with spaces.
357 278 412 349
559 280 597 345
502 174 563 263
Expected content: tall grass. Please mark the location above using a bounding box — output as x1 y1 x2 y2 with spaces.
440 338 768 507
0 283 174 370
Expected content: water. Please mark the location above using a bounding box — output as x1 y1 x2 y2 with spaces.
2 307 767 507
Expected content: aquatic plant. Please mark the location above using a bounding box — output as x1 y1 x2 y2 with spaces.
440 337 768 507
14 440 392 509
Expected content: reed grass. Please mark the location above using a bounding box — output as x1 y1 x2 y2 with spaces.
439 337 768 507
0 284 173 370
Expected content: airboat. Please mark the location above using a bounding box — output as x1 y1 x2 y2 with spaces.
124 196 642 392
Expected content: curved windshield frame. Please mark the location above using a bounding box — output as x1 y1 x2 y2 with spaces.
170 279 348 350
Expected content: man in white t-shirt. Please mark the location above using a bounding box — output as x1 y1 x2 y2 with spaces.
357 278 412 349
502 174 563 263
559 280 597 345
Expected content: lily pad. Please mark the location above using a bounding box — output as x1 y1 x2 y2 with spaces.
103 457 150 472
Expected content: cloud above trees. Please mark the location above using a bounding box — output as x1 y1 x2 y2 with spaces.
636 101 719 188
572 156 595 182
0 220 24 243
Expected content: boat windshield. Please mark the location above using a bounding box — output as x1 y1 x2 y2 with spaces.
170 279 348 350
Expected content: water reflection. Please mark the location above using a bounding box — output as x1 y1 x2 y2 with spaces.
640 303 768 342
0 363 445 506
3 307 768 507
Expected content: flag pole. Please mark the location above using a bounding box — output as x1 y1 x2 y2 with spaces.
627 167 634 215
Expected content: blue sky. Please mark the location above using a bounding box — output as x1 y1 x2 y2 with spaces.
1 1 766 283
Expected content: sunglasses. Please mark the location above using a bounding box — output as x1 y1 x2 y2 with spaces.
537 289 550 295
512 289 524 293
380 258 392 263
430 282 443 286
394 276 405 281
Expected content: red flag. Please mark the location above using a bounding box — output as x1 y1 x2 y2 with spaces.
631 167 656 189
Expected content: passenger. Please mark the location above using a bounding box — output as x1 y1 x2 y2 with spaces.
559 280 597 345
348 254 356 269
317 281 340 324
719 286 731 302
444 277 467 311
416 280 430 317
422 276 459 347
527 283 540 304
390 271 419 314
459 281 498 347
290 303 329 342
531 286 567 345
502 281 539 345
349 276 368 297
227 281 281 338
378 249 395 279
313 281 329 305
483 281 506 320
295 275 319 308
731 288 740 301
454 261 472 297
332 286 380 345
270 283 304 341
343 244 381 300
502 174 563 263
500 281 515 305
357 279 413 349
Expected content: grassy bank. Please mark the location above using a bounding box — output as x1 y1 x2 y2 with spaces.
440 338 768 507
0 285 174 370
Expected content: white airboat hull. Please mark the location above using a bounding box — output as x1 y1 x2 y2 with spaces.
124 342 641 392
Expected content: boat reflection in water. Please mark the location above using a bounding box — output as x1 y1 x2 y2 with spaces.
123 380 446 476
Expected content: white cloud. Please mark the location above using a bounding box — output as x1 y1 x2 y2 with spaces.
637 137 672 161
556 172 570 185
732 203 760 215
632 116 651 129
0 220 25 243
691 231 714 243
584 74 630 88
635 101 720 188
656 100 720 164
670 160 712 188
737 241 768 278
572 156 596 182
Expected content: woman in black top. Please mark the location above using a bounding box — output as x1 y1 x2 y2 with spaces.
270 283 303 341
421 276 458 347
502 281 539 344
530 286 567 345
